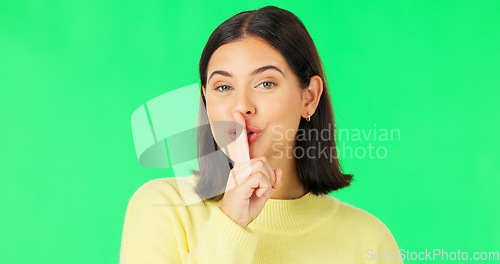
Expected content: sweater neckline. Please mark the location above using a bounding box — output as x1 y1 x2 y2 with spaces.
245 191 338 232
183 176 338 232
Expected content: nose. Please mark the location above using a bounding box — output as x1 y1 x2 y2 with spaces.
232 89 255 117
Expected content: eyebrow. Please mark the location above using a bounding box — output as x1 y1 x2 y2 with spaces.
207 65 285 84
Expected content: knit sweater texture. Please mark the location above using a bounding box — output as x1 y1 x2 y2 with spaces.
120 176 403 263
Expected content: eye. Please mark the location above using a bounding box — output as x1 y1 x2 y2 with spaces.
214 85 233 92
258 81 276 89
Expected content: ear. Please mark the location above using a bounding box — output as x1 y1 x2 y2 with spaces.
202 85 206 97
301 75 323 117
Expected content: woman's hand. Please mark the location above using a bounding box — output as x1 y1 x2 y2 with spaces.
219 112 283 229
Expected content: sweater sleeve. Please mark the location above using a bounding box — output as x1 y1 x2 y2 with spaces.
370 224 404 264
119 179 258 264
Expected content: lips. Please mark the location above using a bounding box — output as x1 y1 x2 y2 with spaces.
228 124 263 143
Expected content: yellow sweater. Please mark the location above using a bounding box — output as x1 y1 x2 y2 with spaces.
120 176 403 263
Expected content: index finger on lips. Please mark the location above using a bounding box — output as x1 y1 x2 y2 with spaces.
232 112 250 165
227 112 251 187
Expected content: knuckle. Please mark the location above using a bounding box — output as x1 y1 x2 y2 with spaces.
256 172 270 185
263 173 272 185
258 159 267 169
256 171 265 178
258 170 269 180
250 171 262 180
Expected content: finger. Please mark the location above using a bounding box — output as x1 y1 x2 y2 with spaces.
272 168 283 189
232 160 281 197
267 169 283 197
242 171 272 199
253 172 273 198
224 112 251 193
257 157 276 186
232 157 274 187
249 158 275 189
228 112 250 166
225 160 252 192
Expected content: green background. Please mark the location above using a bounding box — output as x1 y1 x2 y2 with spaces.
1 0 498 263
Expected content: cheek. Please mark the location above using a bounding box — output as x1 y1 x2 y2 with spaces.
268 93 302 122
268 109 302 143
205 98 228 121
274 100 302 139
276 118 301 142
205 99 234 150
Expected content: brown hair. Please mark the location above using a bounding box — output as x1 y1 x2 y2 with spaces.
191 6 353 202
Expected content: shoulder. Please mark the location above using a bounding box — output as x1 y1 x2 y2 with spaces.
333 199 396 241
127 175 204 207
336 200 385 225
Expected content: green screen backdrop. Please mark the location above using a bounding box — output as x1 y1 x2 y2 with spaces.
1 0 498 263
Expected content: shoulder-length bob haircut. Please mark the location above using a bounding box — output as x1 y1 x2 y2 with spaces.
191 5 353 202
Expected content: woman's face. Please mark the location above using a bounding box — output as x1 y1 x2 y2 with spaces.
202 36 307 161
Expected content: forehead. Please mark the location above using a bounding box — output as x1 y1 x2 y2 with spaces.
207 36 291 76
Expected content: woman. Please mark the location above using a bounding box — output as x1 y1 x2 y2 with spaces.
120 6 403 264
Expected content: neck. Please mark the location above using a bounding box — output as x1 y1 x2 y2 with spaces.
267 148 306 200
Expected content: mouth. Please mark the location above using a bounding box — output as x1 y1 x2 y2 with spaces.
228 124 262 144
